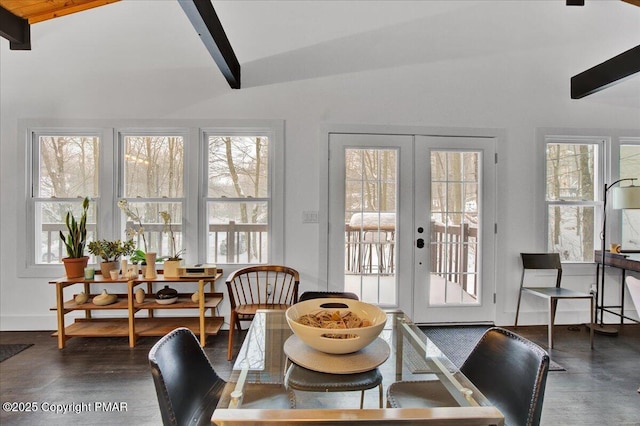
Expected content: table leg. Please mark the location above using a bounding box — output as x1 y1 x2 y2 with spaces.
55 282 66 349
548 299 555 349
621 270 626 326
199 279 206 347
128 280 136 348
590 296 595 349
83 282 92 319
395 316 403 381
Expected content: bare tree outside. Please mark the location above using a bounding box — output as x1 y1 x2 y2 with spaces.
546 142 597 262
36 136 99 263
207 136 269 264
122 136 184 257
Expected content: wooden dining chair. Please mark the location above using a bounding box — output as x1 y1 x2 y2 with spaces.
226 265 299 360
515 253 594 349
387 327 550 426
149 327 295 426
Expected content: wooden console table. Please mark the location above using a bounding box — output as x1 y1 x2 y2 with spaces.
49 270 224 348
594 251 640 326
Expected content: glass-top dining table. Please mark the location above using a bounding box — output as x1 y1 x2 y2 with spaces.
211 309 504 425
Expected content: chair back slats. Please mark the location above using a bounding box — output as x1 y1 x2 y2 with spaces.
226 265 299 360
520 253 562 289
521 253 562 270
227 265 299 308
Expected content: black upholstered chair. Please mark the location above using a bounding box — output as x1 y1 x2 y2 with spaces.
387 327 550 426
285 291 384 408
149 327 295 426
299 291 359 302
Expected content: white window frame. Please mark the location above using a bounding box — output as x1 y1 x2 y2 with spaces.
614 137 640 250
18 119 285 278
539 128 640 264
117 128 189 260
200 126 283 267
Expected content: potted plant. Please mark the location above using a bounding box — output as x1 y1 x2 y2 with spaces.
118 200 148 274
59 197 90 278
159 210 185 278
88 239 135 277
129 248 146 275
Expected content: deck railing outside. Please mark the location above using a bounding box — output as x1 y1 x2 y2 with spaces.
40 221 268 265
344 220 478 293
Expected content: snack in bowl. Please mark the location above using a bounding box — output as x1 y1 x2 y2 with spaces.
285 298 386 354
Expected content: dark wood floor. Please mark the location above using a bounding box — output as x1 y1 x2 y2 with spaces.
1 324 639 425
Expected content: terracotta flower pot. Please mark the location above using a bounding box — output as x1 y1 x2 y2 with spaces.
99 261 119 277
62 256 89 279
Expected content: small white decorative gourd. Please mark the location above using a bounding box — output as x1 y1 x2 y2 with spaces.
93 289 118 306
75 292 89 304
135 288 145 304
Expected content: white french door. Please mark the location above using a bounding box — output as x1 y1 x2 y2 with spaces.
327 132 496 323
413 136 496 323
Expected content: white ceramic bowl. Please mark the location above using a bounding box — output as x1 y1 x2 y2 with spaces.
285 298 386 354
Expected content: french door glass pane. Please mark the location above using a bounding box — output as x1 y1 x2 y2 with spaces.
430 151 480 305
344 148 397 306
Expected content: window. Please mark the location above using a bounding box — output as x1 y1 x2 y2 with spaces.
620 140 640 250
205 133 270 264
545 138 602 262
119 132 185 260
31 132 100 264
21 120 284 276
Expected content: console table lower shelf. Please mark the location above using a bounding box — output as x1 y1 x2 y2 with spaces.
52 316 224 342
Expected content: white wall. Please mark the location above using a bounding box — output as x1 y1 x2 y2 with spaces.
2 0 639 331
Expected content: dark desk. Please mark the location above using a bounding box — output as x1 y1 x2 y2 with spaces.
594 250 640 326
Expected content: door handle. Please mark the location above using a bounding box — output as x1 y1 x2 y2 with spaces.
416 238 424 248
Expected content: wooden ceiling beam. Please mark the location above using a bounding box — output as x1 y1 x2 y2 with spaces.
0 0 121 24
178 0 240 89
0 5 30 50
571 44 640 99
24 0 121 24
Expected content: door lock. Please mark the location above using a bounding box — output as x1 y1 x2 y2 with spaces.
416 238 425 248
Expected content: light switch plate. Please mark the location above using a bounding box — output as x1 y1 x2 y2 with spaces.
302 211 319 223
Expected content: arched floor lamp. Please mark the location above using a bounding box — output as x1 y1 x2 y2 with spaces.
591 178 640 335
